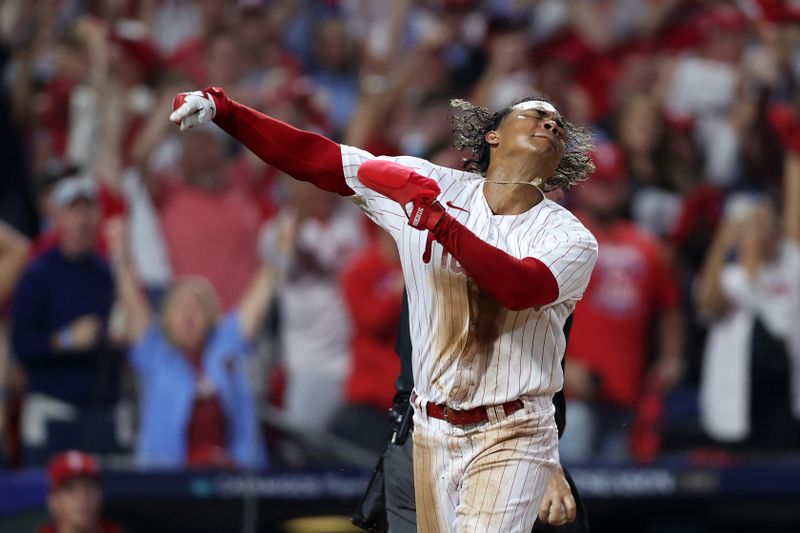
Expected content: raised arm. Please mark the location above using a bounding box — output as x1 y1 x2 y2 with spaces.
237 263 277 343
106 219 151 343
697 219 737 317
169 87 353 196
784 151 800 245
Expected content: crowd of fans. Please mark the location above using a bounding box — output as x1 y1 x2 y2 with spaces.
0 0 799 471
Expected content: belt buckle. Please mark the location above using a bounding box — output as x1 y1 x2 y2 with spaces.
443 406 452 423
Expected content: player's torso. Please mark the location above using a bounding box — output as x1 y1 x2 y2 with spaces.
393 161 573 408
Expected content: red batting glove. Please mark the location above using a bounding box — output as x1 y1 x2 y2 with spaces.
357 160 447 231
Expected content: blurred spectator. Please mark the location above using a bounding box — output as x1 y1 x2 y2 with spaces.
170 29 242 88
157 127 262 310
330 227 403 456
616 93 685 238
561 144 685 463
109 217 275 470
37 450 123 533
30 165 127 260
307 17 359 135
11 176 123 466
260 181 365 452
663 5 750 187
697 150 800 450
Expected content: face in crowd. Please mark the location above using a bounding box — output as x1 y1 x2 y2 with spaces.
48 477 102 532
58 197 101 255
163 278 221 356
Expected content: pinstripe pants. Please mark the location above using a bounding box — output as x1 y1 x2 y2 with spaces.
411 393 559 533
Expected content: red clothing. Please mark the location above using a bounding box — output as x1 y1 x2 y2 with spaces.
185 356 230 468
159 182 261 309
568 216 680 409
210 96 560 310
224 153 280 222
36 519 123 533
186 393 229 467
430 211 559 310
342 244 403 410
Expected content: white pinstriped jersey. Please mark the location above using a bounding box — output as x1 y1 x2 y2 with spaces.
341 145 598 409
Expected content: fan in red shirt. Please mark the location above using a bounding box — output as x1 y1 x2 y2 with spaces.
561 143 685 463
331 228 403 455
37 450 123 533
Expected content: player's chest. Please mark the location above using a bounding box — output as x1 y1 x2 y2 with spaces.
399 185 541 275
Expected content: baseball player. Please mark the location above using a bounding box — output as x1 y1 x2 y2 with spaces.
374 293 590 533
170 88 598 532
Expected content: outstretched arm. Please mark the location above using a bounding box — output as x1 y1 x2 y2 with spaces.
169 88 353 196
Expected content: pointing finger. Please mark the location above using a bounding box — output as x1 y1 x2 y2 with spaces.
169 101 196 123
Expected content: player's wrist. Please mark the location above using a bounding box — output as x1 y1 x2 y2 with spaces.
408 200 447 231
202 86 229 120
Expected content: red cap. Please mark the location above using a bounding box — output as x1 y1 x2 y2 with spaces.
48 451 100 491
589 143 626 184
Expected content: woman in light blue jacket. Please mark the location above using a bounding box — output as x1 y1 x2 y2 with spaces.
110 222 277 469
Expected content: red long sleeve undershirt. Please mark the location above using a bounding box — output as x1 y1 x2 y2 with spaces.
430 214 560 310
208 89 558 310
208 88 354 196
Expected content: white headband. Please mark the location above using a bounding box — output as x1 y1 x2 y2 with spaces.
511 100 560 115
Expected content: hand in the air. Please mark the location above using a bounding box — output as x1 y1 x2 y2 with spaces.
538 464 577 527
169 90 217 131
357 160 445 231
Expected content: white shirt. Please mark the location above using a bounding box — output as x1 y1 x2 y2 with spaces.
260 203 365 377
341 146 598 409
701 240 800 440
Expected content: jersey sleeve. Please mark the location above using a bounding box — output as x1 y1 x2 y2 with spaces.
340 146 458 239
531 223 599 305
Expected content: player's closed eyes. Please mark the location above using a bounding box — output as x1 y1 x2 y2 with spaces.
518 111 565 131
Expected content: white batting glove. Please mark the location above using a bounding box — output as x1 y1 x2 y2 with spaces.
169 90 217 131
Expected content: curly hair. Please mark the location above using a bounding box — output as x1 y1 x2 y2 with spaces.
450 97 595 190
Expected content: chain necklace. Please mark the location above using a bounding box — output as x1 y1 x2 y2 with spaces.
484 177 545 189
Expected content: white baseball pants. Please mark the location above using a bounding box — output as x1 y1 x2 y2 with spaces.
411 393 559 533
